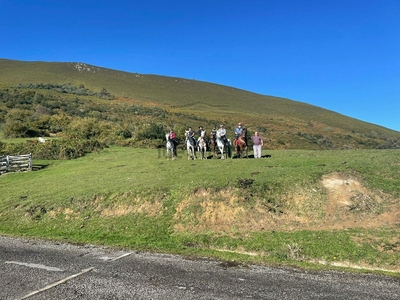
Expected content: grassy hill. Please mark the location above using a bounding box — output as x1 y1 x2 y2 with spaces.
1 58 399 150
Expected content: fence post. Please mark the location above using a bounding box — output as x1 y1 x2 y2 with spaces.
29 153 32 171
6 155 9 172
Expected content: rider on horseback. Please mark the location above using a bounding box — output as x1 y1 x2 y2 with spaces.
211 126 217 136
197 126 204 137
187 127 196 147
169 129 178 155
234 122 246 146
217 124 229 145
197 126 206 147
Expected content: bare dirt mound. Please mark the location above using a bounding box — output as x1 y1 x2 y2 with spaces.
173 173 400 234
315 172 399 230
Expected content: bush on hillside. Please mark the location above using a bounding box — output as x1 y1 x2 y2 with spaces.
1 85 399 151
3 120 30 138
17 83 115 100
136 122 165 140
0 138 107 159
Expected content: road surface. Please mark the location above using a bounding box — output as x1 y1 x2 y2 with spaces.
0 236 399 299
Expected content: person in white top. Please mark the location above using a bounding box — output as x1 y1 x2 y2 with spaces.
217 124 228 145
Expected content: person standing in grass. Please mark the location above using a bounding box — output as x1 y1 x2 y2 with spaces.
251 131 264 158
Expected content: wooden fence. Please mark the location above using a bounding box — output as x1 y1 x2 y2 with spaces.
0 154 32 174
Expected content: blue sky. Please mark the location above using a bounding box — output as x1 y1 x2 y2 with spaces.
1 0 399 131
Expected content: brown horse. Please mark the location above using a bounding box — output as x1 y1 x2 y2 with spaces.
209 131 217 157
235 128 248 158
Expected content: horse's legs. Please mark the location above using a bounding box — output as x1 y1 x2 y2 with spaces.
168 148 175 160
193 146 197 160
172 146 176 160
188 145 196 160
226 144 231 159
213 141 218 158
166 144 172 160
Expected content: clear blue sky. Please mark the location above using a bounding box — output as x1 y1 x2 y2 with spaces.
1 0 399 131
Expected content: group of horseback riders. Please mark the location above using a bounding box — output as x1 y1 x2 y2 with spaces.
168 122 247 151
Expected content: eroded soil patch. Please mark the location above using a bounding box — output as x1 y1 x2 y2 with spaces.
173 173 400 234
316 172 399 230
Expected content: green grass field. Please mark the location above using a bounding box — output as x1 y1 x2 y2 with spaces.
1 147 399 275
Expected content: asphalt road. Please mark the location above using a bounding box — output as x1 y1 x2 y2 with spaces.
0 236 399 300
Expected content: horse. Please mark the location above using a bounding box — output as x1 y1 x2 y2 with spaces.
197 130 207 159
165 133 176 160
208 131 217 157
235 128 249 158
185 130 197 160
216 132 232 159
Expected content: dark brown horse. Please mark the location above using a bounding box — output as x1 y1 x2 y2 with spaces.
208 131 217 157
235 128 248 158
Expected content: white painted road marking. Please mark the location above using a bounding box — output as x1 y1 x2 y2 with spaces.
5 250 130 299
16 267 94 300
99 252 132 262
5 261 63 272
109 252 132 261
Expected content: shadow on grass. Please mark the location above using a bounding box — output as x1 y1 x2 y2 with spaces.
32 163 50 171
232 154 272 159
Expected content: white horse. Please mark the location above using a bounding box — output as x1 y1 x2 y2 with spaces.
185 130 197 160
165 133 176 160
197 130 207 159
216 133 232 159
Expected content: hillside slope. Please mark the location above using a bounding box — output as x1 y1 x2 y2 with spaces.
1 58 399 149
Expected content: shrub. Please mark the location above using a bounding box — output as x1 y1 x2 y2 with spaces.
0 139 107 159
136 122 165 140
3 120 29 138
